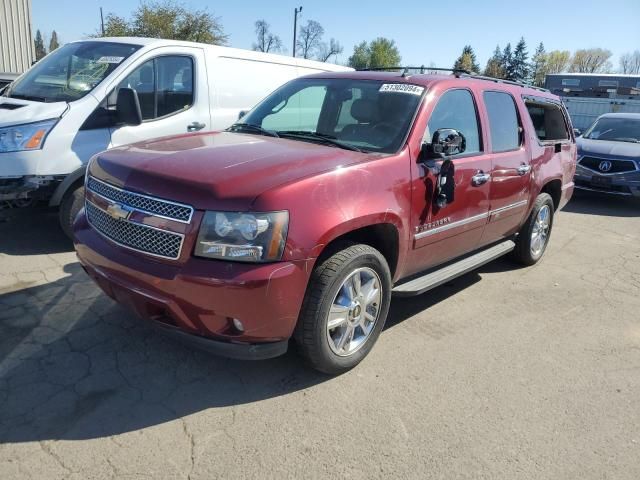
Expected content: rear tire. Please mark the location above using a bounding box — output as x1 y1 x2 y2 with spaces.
295 243 392 375
511 193 555 266
59 184 85 239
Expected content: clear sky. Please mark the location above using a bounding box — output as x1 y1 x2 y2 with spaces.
32 0 640 69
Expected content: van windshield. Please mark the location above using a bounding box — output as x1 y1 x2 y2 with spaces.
233 78 425 153
3 41 141 103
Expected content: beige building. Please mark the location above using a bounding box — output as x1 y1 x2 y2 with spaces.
0 0 34 73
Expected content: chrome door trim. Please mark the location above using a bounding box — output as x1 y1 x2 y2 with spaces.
414 212 489 240
489 199 528 216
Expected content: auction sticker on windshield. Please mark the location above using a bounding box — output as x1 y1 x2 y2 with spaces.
379 84 425 96
97 56 125 64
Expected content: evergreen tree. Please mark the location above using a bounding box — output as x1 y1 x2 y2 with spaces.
49 30 60 52
453 45 480 72
34 29 46 60
484 45 505 78
510 37 530 82
530 42 547 86
501 43 513 79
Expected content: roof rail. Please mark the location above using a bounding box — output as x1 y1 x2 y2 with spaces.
460 73 550 93
357 66 470 78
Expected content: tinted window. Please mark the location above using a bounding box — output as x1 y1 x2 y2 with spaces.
484 91 520 152
118 56 194 121
426 89 481 154
598 80 618 87
562 79 580 86
525 101 569 141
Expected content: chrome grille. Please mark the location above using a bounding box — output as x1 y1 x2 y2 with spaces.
579 157 638 174
87 176 193 222
86 201 183 259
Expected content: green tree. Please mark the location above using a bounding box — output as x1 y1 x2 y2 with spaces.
529 42 547 86
34 29 46 60
509 37 529 82
347 37 401 70
569 48 613 73
453 45 480 72
49 30 60 52
545 50 571 74
483 45 505 78
501 43 513 79
99 1 227 44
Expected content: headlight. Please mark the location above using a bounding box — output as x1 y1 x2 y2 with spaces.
195 211 289 262
0 119 57 153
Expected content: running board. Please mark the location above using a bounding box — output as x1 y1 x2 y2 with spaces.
392 240 515 297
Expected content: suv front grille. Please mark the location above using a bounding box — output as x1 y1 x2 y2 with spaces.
579 156 638 174
86 201 184 259
87 176 193 222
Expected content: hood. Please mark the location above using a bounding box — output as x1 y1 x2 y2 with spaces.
0 97 68 127
89 131 376 211
577 137 640 160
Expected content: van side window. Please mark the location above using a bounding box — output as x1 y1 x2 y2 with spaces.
118 56 194 121
483 91 521 152
524 100 569 142
425 89 481 154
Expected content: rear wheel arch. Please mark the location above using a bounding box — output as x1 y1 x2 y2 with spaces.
540 178 562 211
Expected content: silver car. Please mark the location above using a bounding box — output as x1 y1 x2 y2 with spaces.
574 113 640 197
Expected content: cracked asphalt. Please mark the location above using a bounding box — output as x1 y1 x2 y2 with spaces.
1 191 639 479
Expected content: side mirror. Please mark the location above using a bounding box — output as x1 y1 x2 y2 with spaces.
573 128 582 137
116 87 142 126
237 110 248 120
423 128 466 159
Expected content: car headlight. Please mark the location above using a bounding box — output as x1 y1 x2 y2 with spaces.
0 119 57 153
195 211 289 262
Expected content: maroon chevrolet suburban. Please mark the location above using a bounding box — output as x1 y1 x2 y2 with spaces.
74 70 576 374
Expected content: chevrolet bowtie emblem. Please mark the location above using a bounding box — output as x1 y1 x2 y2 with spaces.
106 202 133 221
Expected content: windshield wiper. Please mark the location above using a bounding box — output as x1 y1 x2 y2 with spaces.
611 138 640 144
276 130 364 152
227 123 279 138
8 93 47 102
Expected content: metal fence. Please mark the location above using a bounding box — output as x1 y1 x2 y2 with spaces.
563 97 640 130
0 0 34 73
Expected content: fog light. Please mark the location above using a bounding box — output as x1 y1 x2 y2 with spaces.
232 318 245 333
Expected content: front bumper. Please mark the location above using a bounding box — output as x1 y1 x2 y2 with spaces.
0 175 63 201
574 163 640 197
74 210 312 359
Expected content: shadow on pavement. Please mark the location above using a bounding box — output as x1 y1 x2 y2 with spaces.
563 190 639 218
0 205 73 255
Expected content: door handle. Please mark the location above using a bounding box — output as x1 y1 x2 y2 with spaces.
471 171 491 186
517 164 531 175
187 121 206 132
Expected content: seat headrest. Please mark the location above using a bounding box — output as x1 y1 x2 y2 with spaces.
351 99 377 123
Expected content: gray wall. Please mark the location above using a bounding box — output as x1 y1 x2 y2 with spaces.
0 0 34 73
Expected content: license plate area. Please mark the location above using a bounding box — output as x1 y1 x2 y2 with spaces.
591 175 612 189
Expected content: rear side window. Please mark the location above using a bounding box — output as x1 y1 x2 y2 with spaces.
483 91 520 152
426 89 481 154
524 100 569 142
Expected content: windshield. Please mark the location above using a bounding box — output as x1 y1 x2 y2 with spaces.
236 78 425 153
583 117 640 143
3 41 141 103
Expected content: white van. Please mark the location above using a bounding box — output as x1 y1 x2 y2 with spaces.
0 37 351 235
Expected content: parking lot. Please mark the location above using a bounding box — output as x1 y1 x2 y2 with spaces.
0 192 639 479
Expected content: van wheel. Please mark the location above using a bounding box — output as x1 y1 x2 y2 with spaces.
59 184 85 239
511 193 555 266
295 243 392 375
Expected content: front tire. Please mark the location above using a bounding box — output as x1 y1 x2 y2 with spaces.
59 184 85 239
511 193 555 266
295 243 392 374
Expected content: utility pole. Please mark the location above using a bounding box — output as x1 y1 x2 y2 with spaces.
100 7 105 36
292 6 302 58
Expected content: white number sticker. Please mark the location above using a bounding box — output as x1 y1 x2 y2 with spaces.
379 84 424 96
96 56 125 64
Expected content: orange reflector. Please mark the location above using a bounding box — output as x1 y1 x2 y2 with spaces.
25 129 46 149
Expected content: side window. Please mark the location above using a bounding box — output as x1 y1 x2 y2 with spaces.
262 85 327 131
483 91 521 152
426 89 481 154
117 56 194 121
524 100 569 142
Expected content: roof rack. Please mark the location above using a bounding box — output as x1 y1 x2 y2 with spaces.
459 73 550 93
357 66 470 78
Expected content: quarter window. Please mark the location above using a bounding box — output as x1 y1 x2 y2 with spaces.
483 91 521 152
426 89 481 154
524 100 569 142
118 56 194 121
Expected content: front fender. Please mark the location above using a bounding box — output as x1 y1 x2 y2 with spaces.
49 165 86 206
